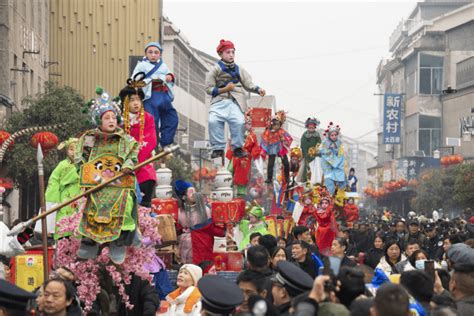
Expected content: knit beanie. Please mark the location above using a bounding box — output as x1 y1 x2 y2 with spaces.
180 264 203 286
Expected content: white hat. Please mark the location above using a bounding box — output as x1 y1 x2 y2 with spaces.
180 264 203 286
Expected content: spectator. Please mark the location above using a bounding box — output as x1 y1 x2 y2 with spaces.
336 267 366 308
449 263 474 316
350 298 373 316
376 239 405 275
423 223 444 260
246 245 272 275
276 237 287 248
339 227 358 257
164 264 202 316
236 270 269 312
354 222 374 254
370 283 410 316
403 219 426 249
270 247 287 270
43 278 75 316
330 238 357 268
400 270 434 312
395 240 420 272
365 235 385 269
258 234 277 255
291 241 317 278
249 232 263 247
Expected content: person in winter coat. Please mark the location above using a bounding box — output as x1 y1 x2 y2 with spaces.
165 264 202 316
376 239 406 276
365 235 385 269
329 237 357 268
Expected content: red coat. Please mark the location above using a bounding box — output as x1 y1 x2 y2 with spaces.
343 204 359 227
130 112 157 184
298 205 315 226
314 205 337 256
226 130 260 186
190 222 225 265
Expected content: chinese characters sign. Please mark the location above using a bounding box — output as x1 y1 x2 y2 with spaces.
383 93 402 144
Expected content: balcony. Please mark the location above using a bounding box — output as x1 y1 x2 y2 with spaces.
456 56 474 89
389 19 407 52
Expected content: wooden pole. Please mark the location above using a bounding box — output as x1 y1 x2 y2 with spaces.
36 144 49 280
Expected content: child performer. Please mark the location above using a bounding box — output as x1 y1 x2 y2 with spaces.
343 197 359 228
320 122 346 195
205 39 266 160
238 206 268 250
75 87 139 264
226 111 261 196
132 42 178 149
119 73 157 208
314 186 338 256
261 111 292 185
45 138 81 240
299 117 322 184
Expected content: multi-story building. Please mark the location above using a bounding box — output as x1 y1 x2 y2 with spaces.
0 0 49 123
374 0 474 214
49 0 163 98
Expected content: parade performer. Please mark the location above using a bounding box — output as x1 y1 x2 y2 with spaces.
343 197 359 228
299 117 322 184
289 147 303 187
238 205 268 250
174 180 225 264
297 188 316 227
205 39 266 160
132 42 178 149
119 73 157 208
320 122 346 195
75 87 139 264
314 186 338 256
45 138 81 240
226 111 261 196
348 168 358 192
261 111 292 185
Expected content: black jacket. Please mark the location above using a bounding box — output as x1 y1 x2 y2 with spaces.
297 256 318 279
118 275 160 316
365 248 384 269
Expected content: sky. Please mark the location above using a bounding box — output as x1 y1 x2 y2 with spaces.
164 0 420 142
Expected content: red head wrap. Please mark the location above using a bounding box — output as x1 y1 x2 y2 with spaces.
216 39 235 54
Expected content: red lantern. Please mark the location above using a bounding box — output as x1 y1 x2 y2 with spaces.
200 167 209 177
30 131 59 151
0 131 13 149
440 156 448 166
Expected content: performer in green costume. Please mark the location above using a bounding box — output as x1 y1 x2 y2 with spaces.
238 206 268 250
75 87 139 264
299 117 322 184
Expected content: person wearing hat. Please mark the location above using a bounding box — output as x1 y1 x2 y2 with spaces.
271 261 313 316
198 275 244 315
319 122 346 195
239 206 269 250
132 41 178 149
33 137 80 240
164 264 202 316
422 223 443 261
119 73 157 208
299 117 322 184
205 39 266 160
174 180 225 264
0 279 36 314
449 263 474 316
403 219 426 249
74 87 139 264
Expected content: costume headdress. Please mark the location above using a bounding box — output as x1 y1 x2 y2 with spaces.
312 184 333 205
323 122 341 137
57 137 78 150
87 87 122 127
119 72 147 144
305 117 320 127
144 41 163 53
248 206 264 220
290 147 302 159
174 180 193 198
270 110 287 126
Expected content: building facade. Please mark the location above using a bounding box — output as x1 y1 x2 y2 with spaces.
49 0 163 99
0 0 49 124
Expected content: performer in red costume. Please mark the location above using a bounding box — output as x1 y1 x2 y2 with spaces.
343 197 359 228
298 189 315 226
314 187 338 256
226 112 261 196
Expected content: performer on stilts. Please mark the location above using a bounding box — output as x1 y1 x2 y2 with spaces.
205 39 266 162
75 87 140 264
319 122 346 195
132 42 178 149
226 111 261 197
119 73 157 208
299 117 322 184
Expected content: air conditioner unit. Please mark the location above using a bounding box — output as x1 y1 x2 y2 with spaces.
412 150 426 157
193 140 211 149
385 144 393 153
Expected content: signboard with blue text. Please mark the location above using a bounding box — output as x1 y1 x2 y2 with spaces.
383 93 402 144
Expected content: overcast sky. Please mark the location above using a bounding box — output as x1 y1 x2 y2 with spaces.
164 0 419 142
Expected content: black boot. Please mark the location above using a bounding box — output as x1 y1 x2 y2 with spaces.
233 147 248 158
211 150 224 159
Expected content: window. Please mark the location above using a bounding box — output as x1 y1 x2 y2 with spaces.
419 53 443 95
418 115 441 156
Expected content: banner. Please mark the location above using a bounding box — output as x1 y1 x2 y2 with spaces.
383 93 402 144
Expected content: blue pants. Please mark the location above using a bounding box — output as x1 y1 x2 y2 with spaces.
325 178 346 195
144 91 178 147
208 99 245 151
